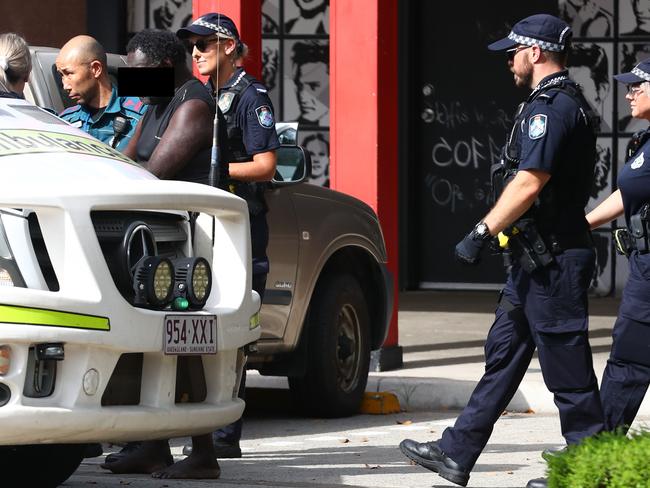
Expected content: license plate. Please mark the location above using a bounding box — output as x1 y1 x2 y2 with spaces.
164 315 217 355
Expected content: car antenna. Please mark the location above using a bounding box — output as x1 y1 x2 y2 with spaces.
208 9 222 189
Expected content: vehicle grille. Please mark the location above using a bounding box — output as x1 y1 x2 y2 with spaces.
91 211 189 303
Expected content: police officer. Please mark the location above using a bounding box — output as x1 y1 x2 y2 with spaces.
587 59 650 435
399 14 604 488
57 36 145 151
176 12 279 459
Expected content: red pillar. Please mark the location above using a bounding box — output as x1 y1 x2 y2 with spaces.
331 0 401 370
193 0 261 79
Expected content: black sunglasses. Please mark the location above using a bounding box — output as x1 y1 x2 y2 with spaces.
506 45 532 60
190 37 226 52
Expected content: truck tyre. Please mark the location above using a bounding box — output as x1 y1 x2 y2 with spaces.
289 273 370 417
0 443 84 487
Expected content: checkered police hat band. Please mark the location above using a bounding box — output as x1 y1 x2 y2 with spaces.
193 19 235 38
507 31 565 52
632 67 650 82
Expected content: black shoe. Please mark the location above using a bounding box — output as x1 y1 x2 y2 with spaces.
182 438 242 458
82 443 103 458
541 446 566 460
103 441 142 463
399 439 470 487
526 477 548 488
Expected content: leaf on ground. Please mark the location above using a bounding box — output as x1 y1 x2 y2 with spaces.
525 408 536 414
365 464 380 469
339 438 350 444
360 437 369 443
396 419 413 425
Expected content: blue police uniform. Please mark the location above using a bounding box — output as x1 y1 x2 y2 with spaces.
59 86 145 152
600 130 650 431
400 16 605 487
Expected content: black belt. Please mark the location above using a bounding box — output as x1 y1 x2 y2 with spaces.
613 228 649 257
544 232 593 254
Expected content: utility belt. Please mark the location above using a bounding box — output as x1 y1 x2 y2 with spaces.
226 179 267 216
613 203 650 257
500 219 592 273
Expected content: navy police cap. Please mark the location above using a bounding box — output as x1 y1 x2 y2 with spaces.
177 12 240 40
488 14 572 53
614 58 650 84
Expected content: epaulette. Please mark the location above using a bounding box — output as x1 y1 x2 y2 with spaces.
121 97 146 115
59 104 82 118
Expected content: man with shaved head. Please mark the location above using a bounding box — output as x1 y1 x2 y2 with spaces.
57 35 145 151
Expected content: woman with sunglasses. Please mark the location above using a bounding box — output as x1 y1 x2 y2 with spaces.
587 59 650 434
176 10 279 468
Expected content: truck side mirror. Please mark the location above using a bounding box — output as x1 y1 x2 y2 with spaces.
272 145 311 185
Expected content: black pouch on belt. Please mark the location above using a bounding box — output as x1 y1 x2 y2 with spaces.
613 228 635 257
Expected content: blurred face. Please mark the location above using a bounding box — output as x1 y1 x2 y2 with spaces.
305 138 328 176
626 82 650 120
294 61 329 122
55 54 101 107
507 45 534 88
188 34 235 77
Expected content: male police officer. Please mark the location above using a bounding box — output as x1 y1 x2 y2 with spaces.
57 35 145 151
399 14 605 488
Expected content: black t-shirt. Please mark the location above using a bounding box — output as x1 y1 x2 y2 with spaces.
136 78 221 185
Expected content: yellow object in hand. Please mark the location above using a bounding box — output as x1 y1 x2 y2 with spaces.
498 232 509 249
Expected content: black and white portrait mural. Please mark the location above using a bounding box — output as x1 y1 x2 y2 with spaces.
284 0 329 35
128 0 192 33
300 131 330 187
262 0 280 35
559 0 613 37
620 0 650 36
284 40 329 127
262 39 280 112
568 42 613 133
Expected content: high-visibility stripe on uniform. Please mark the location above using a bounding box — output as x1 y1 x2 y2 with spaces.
0 305 110 331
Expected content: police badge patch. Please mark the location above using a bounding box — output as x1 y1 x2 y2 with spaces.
528 114 547 140
632 152 645 169
218 92 235 113
255 105 274 128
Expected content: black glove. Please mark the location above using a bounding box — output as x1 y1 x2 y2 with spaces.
455 222 492 265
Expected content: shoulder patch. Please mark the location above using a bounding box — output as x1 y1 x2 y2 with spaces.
218 92 235 113
631 152 645 170
528 114 547 140
255 105 275 128
122 97 146 114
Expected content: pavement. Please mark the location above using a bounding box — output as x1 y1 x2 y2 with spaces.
248 290 650 415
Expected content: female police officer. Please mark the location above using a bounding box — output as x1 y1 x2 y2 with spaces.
176 11 279 461
587 58 650 433
0 33 31 99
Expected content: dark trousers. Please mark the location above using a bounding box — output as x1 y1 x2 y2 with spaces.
601 251 650 432
215 212 269 443
439 249 605 471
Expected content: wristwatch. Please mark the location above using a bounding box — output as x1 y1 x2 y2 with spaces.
473 221 492 240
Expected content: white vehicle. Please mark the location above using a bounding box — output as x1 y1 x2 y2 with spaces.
0 98 262 486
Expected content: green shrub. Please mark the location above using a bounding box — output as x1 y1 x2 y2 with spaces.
546 429 650 488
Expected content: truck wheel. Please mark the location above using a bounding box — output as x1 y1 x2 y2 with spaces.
289 273 370 417
0 444 84 487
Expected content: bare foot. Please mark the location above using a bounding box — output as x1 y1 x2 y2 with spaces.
100 440 173 474
152 454 221 479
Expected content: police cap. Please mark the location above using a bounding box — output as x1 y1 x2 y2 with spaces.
488 14 571 53
614 58 650 84
176 12 240 41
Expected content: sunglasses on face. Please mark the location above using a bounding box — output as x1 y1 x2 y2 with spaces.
627 83 645 96
190 37 227 52
506 45 532 60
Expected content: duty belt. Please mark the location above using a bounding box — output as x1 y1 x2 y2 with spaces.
615 203 650 257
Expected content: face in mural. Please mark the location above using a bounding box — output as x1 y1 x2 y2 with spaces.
294 60 329 124
304 135 329 177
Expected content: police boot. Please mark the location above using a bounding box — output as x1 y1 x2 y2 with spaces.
399 439 470 487
526 478 548 488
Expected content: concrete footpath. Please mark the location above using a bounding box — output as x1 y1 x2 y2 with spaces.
249 291 650 416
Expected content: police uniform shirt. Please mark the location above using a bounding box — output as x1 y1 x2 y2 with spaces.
514 70 596 233
618 130 650 228
59 86 146 152
210 68 280 160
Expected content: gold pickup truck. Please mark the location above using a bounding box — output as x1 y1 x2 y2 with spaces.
26 47 393 420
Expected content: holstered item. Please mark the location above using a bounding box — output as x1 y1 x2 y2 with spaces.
629 203 650 253
504 219 554 273
613 228 635 257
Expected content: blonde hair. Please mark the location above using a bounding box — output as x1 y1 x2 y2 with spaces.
0 33 32 93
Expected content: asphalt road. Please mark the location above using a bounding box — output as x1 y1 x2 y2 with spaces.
67 408 573 488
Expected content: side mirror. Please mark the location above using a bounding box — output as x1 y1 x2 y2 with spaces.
272 145 312 185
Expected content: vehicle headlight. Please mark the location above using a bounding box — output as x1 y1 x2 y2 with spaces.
0 214 24 288
133 256 175 308
172 257 212 310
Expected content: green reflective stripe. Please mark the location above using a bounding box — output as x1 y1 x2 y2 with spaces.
0 305 110 331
